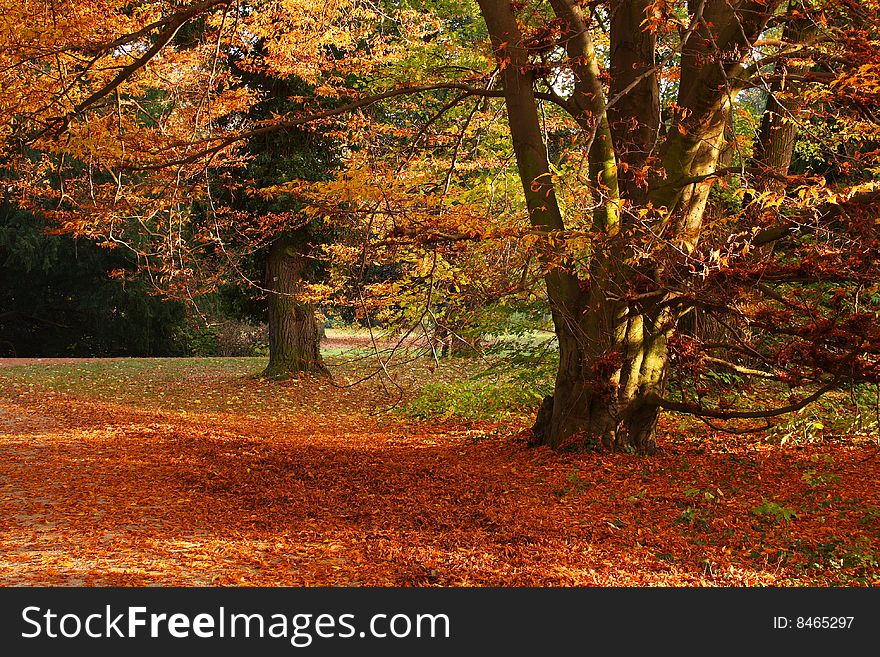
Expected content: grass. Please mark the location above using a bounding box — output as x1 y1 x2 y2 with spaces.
5 344 877 445
0 358 262 412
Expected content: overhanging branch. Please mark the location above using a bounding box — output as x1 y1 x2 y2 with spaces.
652 380 840 420
31 0 235 141
119 82 545 171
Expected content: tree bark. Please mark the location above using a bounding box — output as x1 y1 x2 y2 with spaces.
607 0 661 205
478 0 666 453
262 235 328 378
477 0 780 454
533 301 673 454
753 14 817 184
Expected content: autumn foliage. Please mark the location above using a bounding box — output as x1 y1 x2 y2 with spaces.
1 358 878 586
0 0 879 587
3 0 879 452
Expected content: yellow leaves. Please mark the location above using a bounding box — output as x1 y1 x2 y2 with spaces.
733 186 757 200
130 3 163 26
207 87 261 122
635 203 656 220
298 283 334 304
641 0 682 36
254 181 305 201
415 253 435 278
313 84 340 98
750 189 786 210
495 39 511 71
323 243 361 264
242 0 404 83
838 181 880 201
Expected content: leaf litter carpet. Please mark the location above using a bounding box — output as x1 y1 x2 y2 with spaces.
0 359 877 586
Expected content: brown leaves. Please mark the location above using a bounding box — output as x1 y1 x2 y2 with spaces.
0 357 877 586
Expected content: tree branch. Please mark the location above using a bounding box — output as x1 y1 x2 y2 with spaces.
653 380 840 420
123 82 546 171
32 0 234 141
751 189 880 247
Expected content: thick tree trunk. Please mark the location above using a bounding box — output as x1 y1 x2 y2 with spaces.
477 0 777 454
262 235 328 378
479 0 667 454
531 298 672 454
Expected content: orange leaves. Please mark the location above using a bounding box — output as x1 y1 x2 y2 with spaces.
641 0 683 36
496 41 511 72
242 0 427 85
0 357 878 586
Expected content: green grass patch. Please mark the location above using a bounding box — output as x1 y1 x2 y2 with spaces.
402 374 551 422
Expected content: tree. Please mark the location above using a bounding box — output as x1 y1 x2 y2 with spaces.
287 0 879 453
225 67 338 378
471 0 880 453
0 0 388 377
262 232 328 376
0 202 189 357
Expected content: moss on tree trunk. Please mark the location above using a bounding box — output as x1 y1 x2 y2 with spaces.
262 235 328 379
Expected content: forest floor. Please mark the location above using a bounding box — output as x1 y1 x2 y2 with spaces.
0 354 878 586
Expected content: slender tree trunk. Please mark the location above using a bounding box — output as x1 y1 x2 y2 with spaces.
754 14 817 184
262 235 327 378
434 307 482 357
607 0 661 205
435 324 477 356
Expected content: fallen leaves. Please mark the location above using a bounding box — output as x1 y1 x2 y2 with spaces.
0 357 877 587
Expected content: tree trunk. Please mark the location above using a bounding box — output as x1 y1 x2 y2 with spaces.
531 293 672 454
434 309 481 357
477 0 778 454
262 235 328 378
754 14 817 184
479 0 665 454
607 0 661 205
